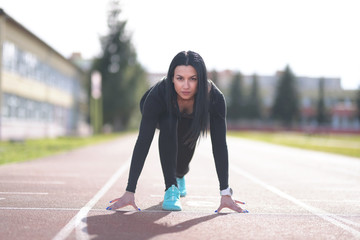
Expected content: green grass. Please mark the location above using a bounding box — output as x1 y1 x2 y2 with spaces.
228 131 360 158
2 131 359 166
0 133 125 165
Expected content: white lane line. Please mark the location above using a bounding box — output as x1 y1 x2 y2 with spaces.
299 199 360 203
0 207 116 211
0 180 65 185
0 192 48 195
52 158 131 240
231 164 360 238
0 207 211 214
8 173 80 177
319 188 360 192
1 207 360 217
150 194 219 199
0 198 5 200
186 201 217 207
152 183 214 188
0 207 81 211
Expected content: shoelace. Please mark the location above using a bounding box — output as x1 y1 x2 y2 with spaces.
168 186 177 201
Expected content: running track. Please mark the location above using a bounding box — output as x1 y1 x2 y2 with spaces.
0 132 359 240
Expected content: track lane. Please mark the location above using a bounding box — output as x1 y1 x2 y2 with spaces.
1 133 359 240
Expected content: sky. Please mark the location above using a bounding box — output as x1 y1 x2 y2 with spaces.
1 0 359 89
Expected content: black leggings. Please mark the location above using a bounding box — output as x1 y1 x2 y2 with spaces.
176 116 196 178
159 114 195 191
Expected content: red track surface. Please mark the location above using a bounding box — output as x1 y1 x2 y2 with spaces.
1 133 360 240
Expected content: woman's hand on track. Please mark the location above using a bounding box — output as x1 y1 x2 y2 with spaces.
106 191 140 211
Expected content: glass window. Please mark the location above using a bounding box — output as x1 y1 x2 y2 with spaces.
1 93 70 124
2 41 76 94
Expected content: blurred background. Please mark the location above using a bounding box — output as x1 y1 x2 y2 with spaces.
0 0 359 141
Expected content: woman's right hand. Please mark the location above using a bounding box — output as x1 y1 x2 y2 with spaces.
106 191 140 211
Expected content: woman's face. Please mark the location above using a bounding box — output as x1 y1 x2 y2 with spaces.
172 65 198 101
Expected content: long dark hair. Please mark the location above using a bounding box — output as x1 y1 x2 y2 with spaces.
165 51 209 148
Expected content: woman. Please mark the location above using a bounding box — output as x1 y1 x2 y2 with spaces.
107 51 247 213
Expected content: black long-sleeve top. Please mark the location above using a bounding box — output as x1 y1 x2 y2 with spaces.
126 79 229 193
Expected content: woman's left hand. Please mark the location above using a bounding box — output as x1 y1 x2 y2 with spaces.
216 195 248 213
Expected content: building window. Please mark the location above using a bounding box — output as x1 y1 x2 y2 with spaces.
2 41 75 94
1 93 69 125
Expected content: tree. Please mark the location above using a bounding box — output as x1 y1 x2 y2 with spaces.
209 69 219 86
227 72 245 120
316 78 327 125
271 65 300 127
356 85 360 122
91 0 148 131
246 74 262 119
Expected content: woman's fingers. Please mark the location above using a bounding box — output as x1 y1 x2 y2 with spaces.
226 200 243 213
232 204 245 213
131 202 141 211
215 204 224 213
109 198 120 204
234 200 245 205
231 202 248 213
107 192 140 211
232 201 248 213
216 197 248 213
107 200 126 210
109 201 140 211
235 200 249 213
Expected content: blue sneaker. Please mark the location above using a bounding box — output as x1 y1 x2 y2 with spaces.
162 185 182 211
176 177 187 197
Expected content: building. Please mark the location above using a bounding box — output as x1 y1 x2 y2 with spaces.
149 70 360 131
0 9 89 140
241 72 359 130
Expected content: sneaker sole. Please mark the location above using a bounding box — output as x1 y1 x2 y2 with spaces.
162 206 182 211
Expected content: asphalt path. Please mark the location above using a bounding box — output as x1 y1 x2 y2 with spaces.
0 132 359 240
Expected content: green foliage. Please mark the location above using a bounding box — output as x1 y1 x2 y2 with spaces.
0 134 123 165
356 85 360 121
246 74 262 119
228 131 360 158
209 69 219 86
91 0 148 131
227 72 245 120
271 65 300 126
316 78 328 125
